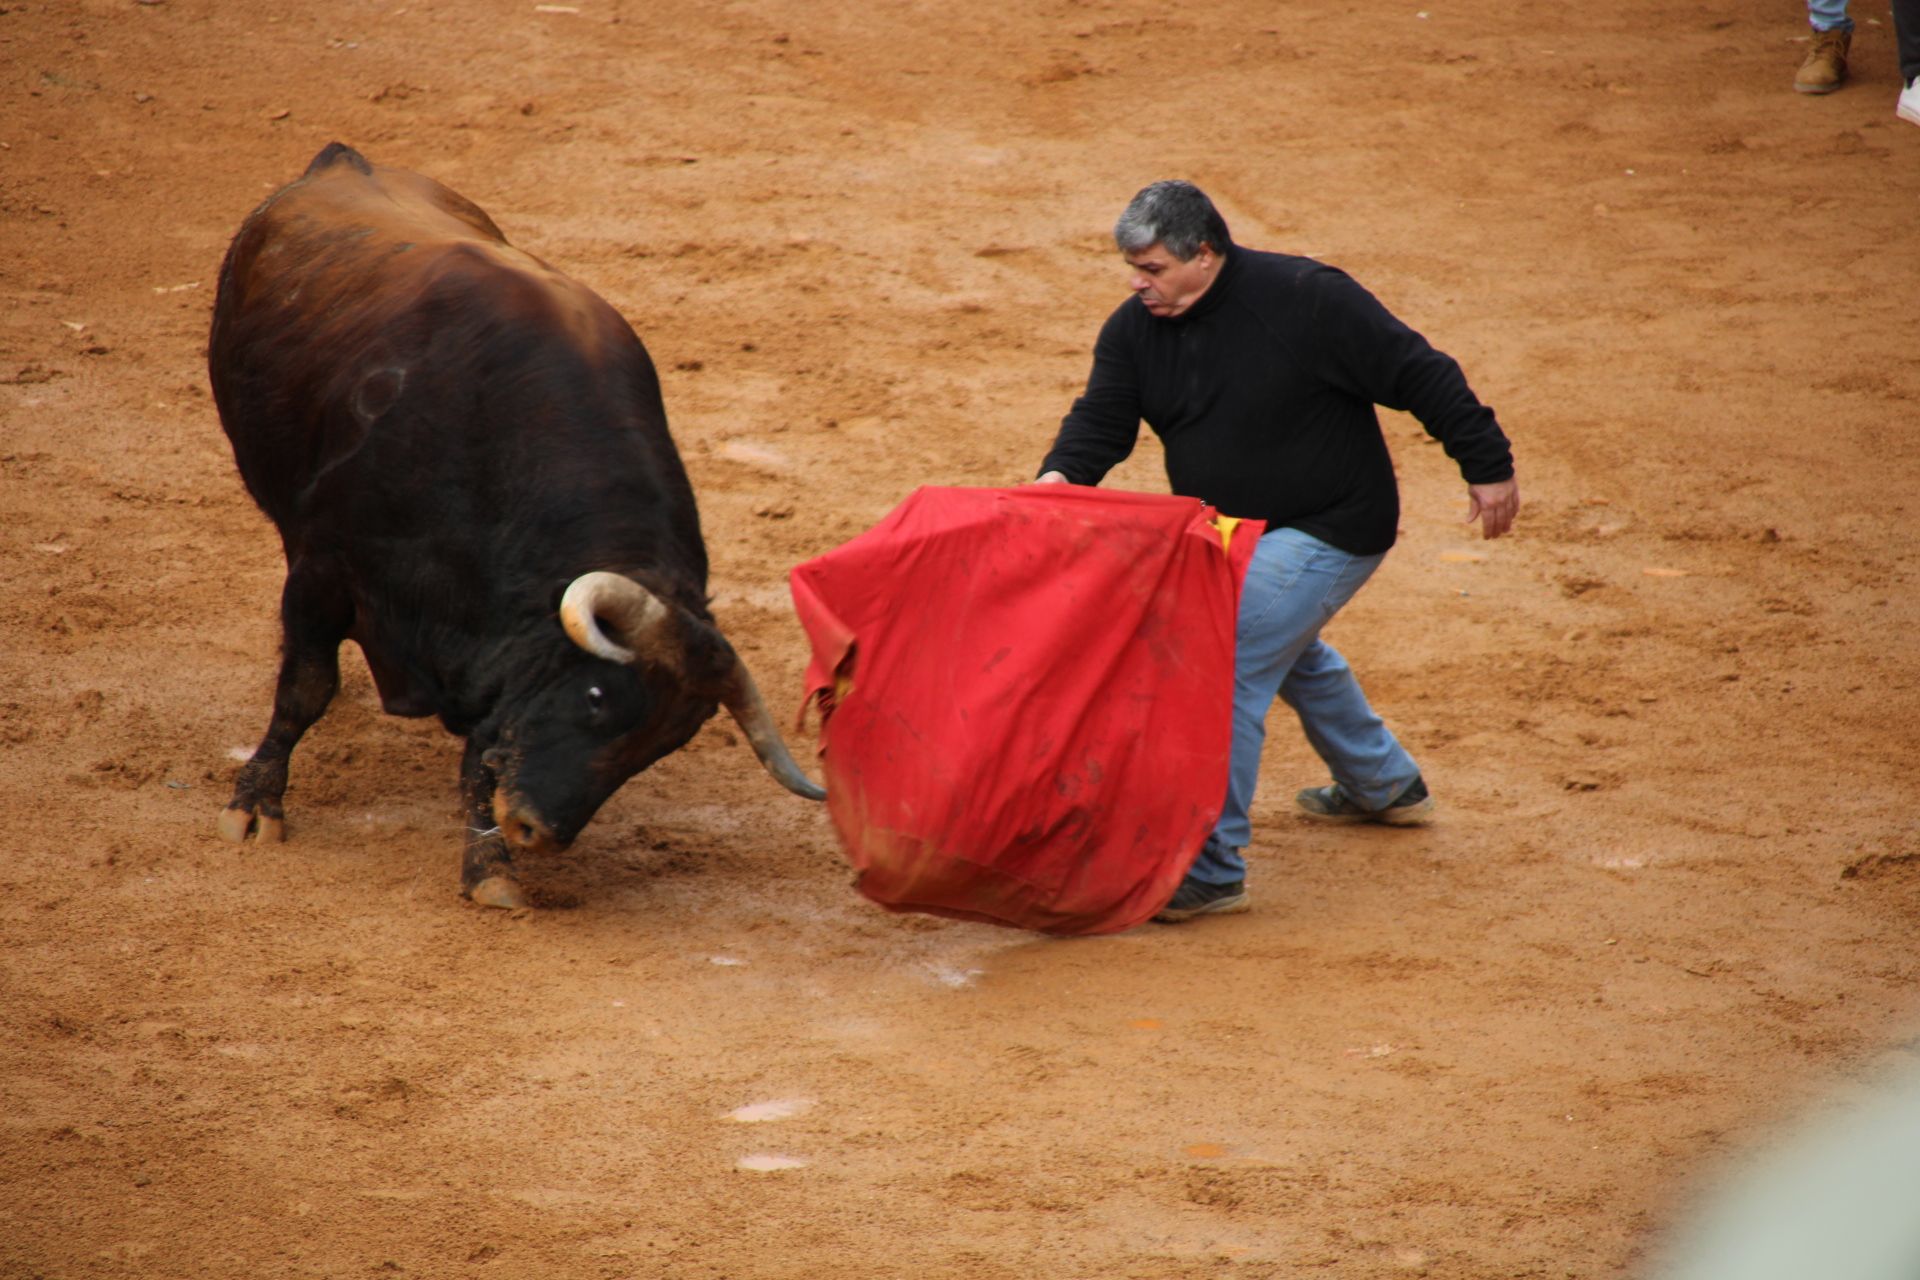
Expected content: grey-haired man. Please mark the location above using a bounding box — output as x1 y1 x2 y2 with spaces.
1035 180 1519 922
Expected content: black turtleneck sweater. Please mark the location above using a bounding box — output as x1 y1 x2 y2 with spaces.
1039 247 1514 557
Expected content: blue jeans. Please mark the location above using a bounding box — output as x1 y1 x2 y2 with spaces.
1186 527 1421 886
1808 0 1852 33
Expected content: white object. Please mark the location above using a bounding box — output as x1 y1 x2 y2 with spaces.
727 1098 814 1123
1652 1069 1920 1280
1899 77 1920 127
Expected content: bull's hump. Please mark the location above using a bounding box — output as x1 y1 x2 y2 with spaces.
291 163 515 254
304 141 372 178
242 159 577 318
228 147 643 399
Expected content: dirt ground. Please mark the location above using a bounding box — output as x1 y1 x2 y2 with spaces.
4 0 1919 1276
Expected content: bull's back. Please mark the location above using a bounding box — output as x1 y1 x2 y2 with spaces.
209 143 647 528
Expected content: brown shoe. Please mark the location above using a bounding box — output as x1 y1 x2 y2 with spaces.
1795 27 1851 95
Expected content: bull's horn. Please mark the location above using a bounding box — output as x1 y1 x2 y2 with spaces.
720 656 827 801
559 571 675 670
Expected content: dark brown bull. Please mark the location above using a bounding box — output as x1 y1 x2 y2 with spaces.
209 142 822 908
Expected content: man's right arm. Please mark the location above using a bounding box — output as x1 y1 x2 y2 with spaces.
1035 309 1142 485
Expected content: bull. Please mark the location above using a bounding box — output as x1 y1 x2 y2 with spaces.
208 142 823 909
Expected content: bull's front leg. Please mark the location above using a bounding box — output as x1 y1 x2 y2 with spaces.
459 735 528 909
218 564 349 844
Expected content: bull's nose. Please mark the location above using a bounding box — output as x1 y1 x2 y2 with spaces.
490 791 556 852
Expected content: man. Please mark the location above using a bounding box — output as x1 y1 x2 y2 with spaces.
1035 180 1519 923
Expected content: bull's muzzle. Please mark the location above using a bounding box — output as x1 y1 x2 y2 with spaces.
491 789 559 853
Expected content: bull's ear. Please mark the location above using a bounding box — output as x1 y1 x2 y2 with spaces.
677 616 741 698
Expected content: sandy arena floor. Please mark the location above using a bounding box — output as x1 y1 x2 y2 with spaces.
4 1 1919 1276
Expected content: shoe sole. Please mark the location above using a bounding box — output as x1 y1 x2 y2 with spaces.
1379 795 1437 826
1795 81 1844 95
1297 795 1437 826
1152 891 1251 923
1900 104 1920 125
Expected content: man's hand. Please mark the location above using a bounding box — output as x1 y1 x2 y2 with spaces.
1032 470 1069 485
1465 476 1520 540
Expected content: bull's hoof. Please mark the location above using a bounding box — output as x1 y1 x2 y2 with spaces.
217 806 285 844
466 874 530 910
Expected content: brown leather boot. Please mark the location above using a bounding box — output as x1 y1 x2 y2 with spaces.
1795 27 1851 95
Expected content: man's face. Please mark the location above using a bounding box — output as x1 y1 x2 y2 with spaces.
1124 241 1221 318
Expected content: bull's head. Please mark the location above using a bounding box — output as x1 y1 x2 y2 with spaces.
479 571 823 855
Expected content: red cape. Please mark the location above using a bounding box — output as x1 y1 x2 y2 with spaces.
790 485 1261 935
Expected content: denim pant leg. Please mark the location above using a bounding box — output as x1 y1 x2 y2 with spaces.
1279 639 1421 809
1807 0 1851 33
1189 528 1418 886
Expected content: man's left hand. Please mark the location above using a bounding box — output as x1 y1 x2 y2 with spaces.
1465 477 1520 540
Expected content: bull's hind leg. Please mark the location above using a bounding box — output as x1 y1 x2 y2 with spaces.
218 563 352 843
458 737 529 908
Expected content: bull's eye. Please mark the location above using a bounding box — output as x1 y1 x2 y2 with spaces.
586 685 605 712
